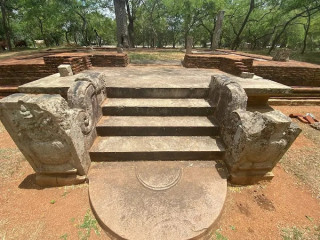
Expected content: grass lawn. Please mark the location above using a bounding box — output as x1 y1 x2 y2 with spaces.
241 49 320 65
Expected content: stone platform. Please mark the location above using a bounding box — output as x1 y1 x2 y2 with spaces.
0 66 301 239
89 161 227 240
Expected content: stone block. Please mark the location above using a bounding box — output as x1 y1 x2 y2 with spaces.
240 72 254 79
58 64 73 77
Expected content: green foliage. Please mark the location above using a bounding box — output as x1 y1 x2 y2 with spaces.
214 229 228 240
59 233 68 240
1 0 320 53
78 210 100 240
281 227 304 240
0 0 116 47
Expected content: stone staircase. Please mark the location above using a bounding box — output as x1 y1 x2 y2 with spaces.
88 83 227 239
90 95 225 161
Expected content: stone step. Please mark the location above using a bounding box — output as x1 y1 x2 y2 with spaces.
96 116 219 136
89 136 225 161
106 87 208 98
89 161 227 240
102 98 214 116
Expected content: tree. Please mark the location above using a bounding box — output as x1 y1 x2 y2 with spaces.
0 0 12 50
114 0 129 47
231 0 255 50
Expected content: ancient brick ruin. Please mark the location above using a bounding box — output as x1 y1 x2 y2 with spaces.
183 51 320 87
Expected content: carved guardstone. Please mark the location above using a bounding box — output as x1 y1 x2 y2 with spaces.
209 74 301 184
0 71 107 187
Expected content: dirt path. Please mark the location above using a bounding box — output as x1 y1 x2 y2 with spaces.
0 105 319 240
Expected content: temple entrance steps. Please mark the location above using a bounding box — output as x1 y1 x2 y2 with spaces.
88 71 227 240
89 95 225 162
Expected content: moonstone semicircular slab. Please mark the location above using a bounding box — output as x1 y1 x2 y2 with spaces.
89 161 227 240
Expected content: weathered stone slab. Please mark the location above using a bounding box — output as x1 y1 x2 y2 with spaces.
228 75 292 106
89 161 227 240
18 73 76 98
18 71 107 99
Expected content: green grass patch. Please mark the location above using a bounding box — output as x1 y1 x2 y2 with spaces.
78 210 100 240
241 49 320 65
214 229 228 240
60 233 68 240
281 226 304 240
128 51 184 62
281 225 320 240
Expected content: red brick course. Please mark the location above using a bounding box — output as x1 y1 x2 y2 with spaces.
0 51 129 97
183 53 320 87
183 54 252 76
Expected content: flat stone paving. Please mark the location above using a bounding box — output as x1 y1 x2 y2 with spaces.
89 161 227 240
18 66 292 99
96 66 292 97
94 66 220 88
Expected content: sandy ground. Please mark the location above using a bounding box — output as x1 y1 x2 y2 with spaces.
0 105 319 240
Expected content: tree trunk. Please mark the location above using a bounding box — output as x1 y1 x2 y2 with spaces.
73 34 78 45
126 0 135 48
128 20 134 47
0 0 12 50
212 10 225 51
75 12 89 46
38 17 48 47
231 0 255 50
65 31 70 44
301 10 311 54
94 29 102 47
114 0 129 48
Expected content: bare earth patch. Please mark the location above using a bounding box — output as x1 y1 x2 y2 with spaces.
0 105 319 239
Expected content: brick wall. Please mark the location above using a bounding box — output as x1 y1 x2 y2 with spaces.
183 54 252 76
0 53 129 87
0 64 52 85
183 54 221 68
43 55 92 74
252 65 320 86
184 53 320 87
90 54 129 67
0 52 130 98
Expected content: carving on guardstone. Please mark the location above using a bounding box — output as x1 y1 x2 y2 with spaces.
0 71 107 187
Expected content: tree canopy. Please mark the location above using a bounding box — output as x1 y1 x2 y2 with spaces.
0 0 320 53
